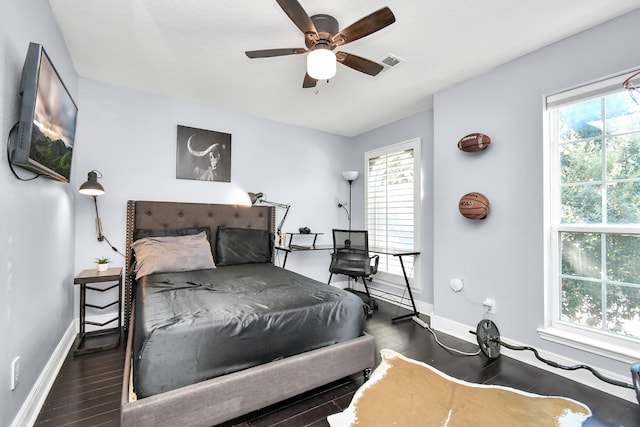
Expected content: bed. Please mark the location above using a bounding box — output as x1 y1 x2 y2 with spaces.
120 200 376 427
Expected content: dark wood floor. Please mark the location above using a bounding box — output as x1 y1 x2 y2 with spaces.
34 300 640 426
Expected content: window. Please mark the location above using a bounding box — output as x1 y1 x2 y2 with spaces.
545 70 640 360
365 138 421 287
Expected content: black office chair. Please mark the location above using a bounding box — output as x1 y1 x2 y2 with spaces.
328 229 379 315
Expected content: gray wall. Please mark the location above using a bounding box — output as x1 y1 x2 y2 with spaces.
432 9 640 377
73 79 353 286
1 1 79 425
346 8 640 387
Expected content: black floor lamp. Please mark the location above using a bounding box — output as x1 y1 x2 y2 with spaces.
340 171 358 230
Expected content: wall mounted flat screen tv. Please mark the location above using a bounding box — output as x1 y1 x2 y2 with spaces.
11 42 78 183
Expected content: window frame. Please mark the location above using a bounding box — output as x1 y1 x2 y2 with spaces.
543 69 640 363
364 138 421 289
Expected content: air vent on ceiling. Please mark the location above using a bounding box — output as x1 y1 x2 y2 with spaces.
378 53 405 71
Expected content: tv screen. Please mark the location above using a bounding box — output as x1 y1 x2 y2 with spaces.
11 42 78 183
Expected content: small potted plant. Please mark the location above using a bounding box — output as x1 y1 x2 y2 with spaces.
95 257 110 272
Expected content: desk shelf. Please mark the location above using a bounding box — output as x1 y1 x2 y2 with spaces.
285 232 323 249
275 233 331 268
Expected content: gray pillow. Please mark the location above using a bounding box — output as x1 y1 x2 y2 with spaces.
130 226 213 273
131 231 215 279
133 226 211 242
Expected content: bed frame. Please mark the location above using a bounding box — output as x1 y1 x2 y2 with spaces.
121 200 375 426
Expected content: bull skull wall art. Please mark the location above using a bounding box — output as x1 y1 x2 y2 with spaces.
176 125 232 182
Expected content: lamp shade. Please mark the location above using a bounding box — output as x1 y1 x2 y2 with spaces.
247 192 264 205
342 171 359 182
79 171 105 196
307 48 336 80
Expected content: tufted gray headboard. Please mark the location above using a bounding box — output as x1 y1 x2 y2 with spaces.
124 200 274 330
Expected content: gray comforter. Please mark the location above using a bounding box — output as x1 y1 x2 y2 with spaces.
133 263 366 398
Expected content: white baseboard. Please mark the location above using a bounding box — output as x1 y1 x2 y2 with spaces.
367 283 433 318
430 315 637 404
10 321 76 427
9 313 120 427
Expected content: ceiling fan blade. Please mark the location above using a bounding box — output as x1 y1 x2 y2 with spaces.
245 48 307 58
276 0 318 37
303 73 318 88
336 51 384 76
332 7 395 47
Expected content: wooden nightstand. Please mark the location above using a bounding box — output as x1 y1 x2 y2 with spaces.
72 267 123 355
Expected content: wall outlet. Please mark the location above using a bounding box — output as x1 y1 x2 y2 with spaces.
11 356 20 390
482 298 496 314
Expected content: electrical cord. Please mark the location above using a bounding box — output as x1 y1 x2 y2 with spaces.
366 264 479 356
6 122 41 181
102 234 125 257
421 320 481 356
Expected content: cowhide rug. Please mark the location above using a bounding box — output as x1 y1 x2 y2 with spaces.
328 349 591 427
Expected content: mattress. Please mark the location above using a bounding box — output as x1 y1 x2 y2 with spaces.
133 263 366 398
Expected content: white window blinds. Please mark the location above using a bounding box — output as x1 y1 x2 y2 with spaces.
365 138 420 283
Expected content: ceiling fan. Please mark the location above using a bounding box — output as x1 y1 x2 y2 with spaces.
245 0 395 88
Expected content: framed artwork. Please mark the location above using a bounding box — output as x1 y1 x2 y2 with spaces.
176 125 231 182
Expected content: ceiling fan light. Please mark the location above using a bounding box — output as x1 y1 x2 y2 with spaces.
307 49 336 80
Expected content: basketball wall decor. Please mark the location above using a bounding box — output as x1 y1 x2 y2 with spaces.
457 133 491 152
459 192 490 219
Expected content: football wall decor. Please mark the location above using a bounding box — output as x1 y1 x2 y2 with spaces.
459 192 490 219
458 133 491 152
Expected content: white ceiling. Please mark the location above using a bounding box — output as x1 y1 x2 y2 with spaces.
48 0 640 137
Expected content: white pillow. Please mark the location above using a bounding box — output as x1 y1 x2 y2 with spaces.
131 231 215 279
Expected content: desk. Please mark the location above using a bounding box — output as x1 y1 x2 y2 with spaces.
72 267 122 355
275 244 420 323
369 248 420 322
